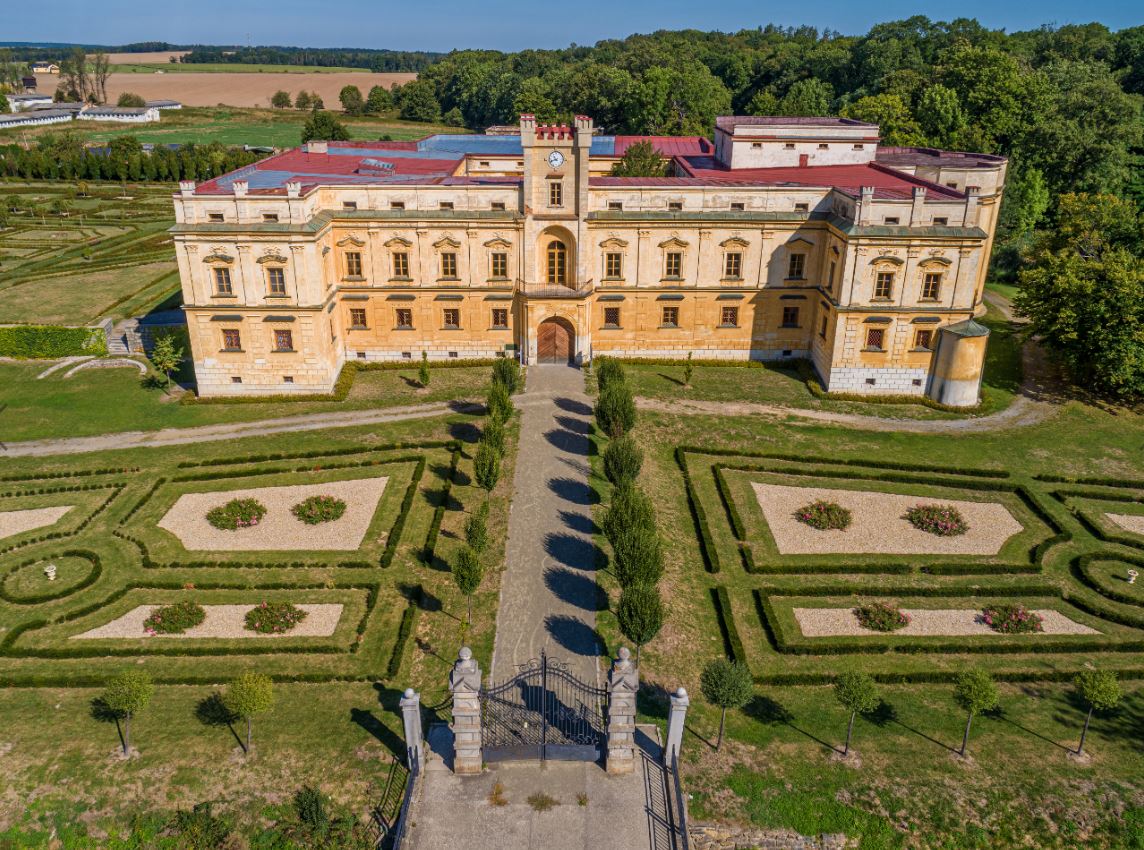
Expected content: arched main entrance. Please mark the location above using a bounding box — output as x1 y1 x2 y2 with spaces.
536 316 575 364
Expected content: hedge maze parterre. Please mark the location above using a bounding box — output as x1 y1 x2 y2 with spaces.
0 439 466 687
676 446 1144 684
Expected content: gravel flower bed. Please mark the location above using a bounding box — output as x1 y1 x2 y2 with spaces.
244 601 308 634
143 601 206 635
982 603 1044 634
0 506 73 541
73 604 344 640
291 495 346 526
904 503 969 537
1107 513 1144 536
751 483 1021 555
794 500 852 531
793 607 1098 637
157 477 388 551
206 498 266 531
854 601 910 632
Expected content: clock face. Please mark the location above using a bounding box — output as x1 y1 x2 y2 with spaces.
547 150 565 169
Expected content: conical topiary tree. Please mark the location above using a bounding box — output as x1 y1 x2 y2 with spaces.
617 584 664 663
603 434 643 486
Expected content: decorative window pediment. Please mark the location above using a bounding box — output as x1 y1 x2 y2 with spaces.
720 237 750 249
870 255 905 266
202 249 234 264
599 237 629 249
256 250 287 265
484 237 513 249
433 235 462 250
786 236 815 248
384 236 413 248
658 236 689 250
919 256 953 267
336 234 366 248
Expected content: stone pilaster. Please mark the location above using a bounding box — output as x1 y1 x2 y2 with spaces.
606 647 639 775
449 647 483 775
399 687 423 772
665 686 690 763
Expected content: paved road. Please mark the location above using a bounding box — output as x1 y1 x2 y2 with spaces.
490 364 602 684
0 400 481 458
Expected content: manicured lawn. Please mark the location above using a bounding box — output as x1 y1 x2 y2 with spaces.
0 261 176 325
0 361 494 442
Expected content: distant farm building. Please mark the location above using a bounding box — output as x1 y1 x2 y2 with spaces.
21 76 38 92
77 106 160 124
0 109 75 129
145 99 183 111
6 94 55 112
31 62 60 74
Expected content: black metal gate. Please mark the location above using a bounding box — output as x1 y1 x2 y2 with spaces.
480 651 607 763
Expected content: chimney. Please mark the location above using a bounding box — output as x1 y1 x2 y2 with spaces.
233 180 248 198
964 185 981 227
306 140 328 154
910 186 926 226
857 186 874 226
178 181 195 197
286 181 301 198
574 114 593 148
519 113 537 145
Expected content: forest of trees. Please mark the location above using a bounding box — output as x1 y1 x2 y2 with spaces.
178 46 440 72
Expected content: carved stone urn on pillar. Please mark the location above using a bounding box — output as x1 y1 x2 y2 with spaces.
606 646 639 774
449 646 483 775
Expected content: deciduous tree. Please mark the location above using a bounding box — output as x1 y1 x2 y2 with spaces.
452 546 484 625
339 84 364 115
1073 670 1121 756
101 670 154 756
833 671 879 756
700 658 753 751
223 673 275 755
953 668 998 757
301 111 349 144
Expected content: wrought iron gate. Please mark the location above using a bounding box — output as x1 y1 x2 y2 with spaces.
480 651 607 763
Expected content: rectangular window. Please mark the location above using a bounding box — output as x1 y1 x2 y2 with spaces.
442 308 460 329
819 315 828 338
439 201 454 210
492 308 509 329
865 327 885 351
915 329 934 350
661 306 679 327
884 216 900 225
829 260 837 290
273 329 294 351
603 307 621 328
390 201 405 210
345 251 363 278
730 202 745 211
479 161 490 167
753 142 763 149
491 201 506 211
283 376 294 383
231 376 242 384
922 272 942 300
266 266 286 295
208 212 224 222
213 267 233 295
668 201 683 211
607 201 623 211
787 253 805 279
874 271 894 299
343 201 357 211
262 213 279 223
853 144 865 150
782 306 800 328
664 252 682 279
724 252 742 280
395 308 413 329
349 308 367 329
392 252 409 278
933 216 948 226
604 252 623 280
794 203 809 213
784 143 795 150
440 252 457 279
548 181 563 207
221 329 241 351
720 305 739 327
818 143 829 150
490 252 508 279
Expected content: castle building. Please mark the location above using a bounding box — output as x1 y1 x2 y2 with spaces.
171 115 1006 405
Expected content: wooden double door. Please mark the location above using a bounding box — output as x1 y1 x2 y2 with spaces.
536 317 574 364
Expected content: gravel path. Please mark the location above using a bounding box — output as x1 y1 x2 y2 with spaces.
157 477 387 551
0 506 73 541
72 603 344 640
794 607 1098 637
1107 513 1144 536
752 482 1022 555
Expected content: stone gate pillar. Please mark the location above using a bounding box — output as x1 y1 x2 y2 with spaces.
665 686 689 763
449 646 483 775
606 646 639 775
399 687 423 772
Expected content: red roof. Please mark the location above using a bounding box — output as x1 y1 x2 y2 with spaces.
613 136 714 157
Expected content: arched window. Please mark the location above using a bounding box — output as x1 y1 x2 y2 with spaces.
547 240 568 285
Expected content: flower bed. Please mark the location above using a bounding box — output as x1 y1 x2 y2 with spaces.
291 495 347 526
206 498 266 531
982 603 1044 634
793 500 852 531
143 601 206 635
854 601 910 632
904 504 968 537
244 601 309 635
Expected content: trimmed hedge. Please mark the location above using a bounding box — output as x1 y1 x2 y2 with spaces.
674 448 720 573
1073 553 1144 608
711 586 748 669
679 445 1009 479
386 585 424 679
423 447 462 564
176 441 455 468
0 325 107 359
0 549 102 605
381 457 427 569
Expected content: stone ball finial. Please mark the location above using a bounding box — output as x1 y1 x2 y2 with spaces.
675 687 688 698
458 646 473 661
403 687 415 698
617 647 631 662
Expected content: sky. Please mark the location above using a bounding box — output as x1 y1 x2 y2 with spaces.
3 0 1139 52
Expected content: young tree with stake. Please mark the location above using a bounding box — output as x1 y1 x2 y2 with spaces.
700 658 753 751
149 332 183 392
223 673 275 755
953 668 998 757
452 546 483 625
101 670 154 757
833 671 879 756
1073 669 1121 756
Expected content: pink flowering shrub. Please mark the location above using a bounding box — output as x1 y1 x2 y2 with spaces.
143 601 206 635
291 495 347 525
904 504 968 536
794 500 852 531
206 498 266 531
982 603 1044 634
244 601 308 635
855 601 910 632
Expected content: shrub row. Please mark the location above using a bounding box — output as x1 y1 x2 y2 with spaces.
674 448 721 573
1069 506 1144 552
380 457 427 569
172 454 425 484
677 445 1009 479
0 467 137 483
181 359 498 405
423 448 462 564
753 667 1144 687
710 586 748 669
0 325 107 359
1072 553 1144 609
0 549 102 605
0 485 123 557
1036 473 1144 490
386 585 424 680
176 440 455 468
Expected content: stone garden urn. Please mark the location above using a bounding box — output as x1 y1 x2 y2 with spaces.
44 564 57 581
